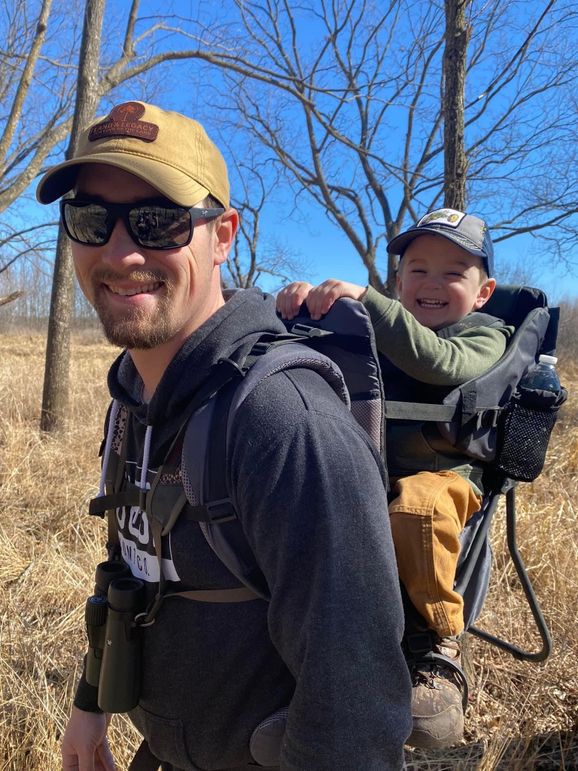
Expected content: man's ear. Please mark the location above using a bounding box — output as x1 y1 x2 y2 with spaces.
213 208 239 266
473 277 497 310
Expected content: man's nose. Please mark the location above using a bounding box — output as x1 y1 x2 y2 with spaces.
100 218 146 268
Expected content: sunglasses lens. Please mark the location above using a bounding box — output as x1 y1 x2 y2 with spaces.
129 206 192 248
62 200 197 249
63 202 110 245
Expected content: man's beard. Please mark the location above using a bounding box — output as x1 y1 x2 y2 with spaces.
92 271 177 350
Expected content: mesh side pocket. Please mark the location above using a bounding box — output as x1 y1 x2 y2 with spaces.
495 400 559 482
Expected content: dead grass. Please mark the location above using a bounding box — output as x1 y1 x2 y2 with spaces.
0 335 576 770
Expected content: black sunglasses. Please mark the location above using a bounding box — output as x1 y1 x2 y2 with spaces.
60 198 225 250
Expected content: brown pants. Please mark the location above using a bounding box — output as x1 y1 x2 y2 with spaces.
389 470 482 638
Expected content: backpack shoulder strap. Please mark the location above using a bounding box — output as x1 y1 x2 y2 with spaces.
182 299 386 600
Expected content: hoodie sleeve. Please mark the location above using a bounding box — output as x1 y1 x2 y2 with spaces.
228 367 412 771
362 286 511 386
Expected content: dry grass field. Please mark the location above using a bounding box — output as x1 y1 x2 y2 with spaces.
0 332 576 770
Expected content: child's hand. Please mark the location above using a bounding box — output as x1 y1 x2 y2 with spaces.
276 282 314 320
277 279 367 321
304 279 367 320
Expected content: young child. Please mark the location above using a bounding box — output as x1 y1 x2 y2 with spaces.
277 209 513 749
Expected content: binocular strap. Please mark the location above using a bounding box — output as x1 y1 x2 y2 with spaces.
137 516 260 627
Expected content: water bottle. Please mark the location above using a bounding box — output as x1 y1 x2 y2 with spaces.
519 354 561 395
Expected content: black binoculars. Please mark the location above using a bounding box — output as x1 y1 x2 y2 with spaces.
84 561 146 713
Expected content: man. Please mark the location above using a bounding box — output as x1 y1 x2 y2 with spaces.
37 101 411 771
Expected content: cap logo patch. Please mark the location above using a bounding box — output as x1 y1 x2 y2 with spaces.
88 102 159 143
418 209 465 229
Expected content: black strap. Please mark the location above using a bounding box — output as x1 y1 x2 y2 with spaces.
385 400 459 421
89 490 140 516
128 740 161 771
106 408 130 559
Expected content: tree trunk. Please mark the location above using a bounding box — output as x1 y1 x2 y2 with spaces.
443 0 470 211
41 0 105 432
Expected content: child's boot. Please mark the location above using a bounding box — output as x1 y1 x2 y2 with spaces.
405 635 468 749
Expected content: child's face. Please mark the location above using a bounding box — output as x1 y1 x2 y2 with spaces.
396 233 495 330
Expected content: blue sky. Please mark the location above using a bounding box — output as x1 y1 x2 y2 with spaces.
138 0 577 305
11 0 578 308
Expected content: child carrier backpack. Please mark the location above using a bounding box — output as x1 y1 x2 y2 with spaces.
89 286 565 765
391 285 567 665
178 284 567 665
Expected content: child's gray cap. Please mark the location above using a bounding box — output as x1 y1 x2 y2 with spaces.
387 208 495 277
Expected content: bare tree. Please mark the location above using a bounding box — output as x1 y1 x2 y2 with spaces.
443 0 471 210
168 0 578 291
1 0 316 430
40 0 105 433
0 290 23 307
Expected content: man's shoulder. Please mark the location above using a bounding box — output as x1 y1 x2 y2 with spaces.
229 364 384 483
228 363 374 458
238 364 352 424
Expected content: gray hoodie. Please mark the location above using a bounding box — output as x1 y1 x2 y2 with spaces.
84 288 411 770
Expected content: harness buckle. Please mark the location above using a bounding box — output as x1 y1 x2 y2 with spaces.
206 497 237 523
289 323 328 338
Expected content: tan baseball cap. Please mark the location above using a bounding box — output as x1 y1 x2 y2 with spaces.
36 101 230 208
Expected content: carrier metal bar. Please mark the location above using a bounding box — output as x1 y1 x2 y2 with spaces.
468 486 552 662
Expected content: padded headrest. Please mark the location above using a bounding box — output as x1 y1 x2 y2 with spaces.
484 285 548 328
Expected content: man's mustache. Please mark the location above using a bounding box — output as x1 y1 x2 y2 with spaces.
92 270 167 284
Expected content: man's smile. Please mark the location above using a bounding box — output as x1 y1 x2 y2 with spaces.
105 281 163 297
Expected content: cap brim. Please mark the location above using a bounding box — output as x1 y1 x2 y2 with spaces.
387 229 423 256
388 227 485 259
36 153 210 207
